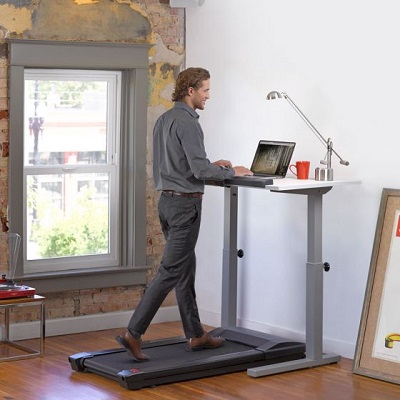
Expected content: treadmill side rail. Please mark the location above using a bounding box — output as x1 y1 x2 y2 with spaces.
69 352 95 371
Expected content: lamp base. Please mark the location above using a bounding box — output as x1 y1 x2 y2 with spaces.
315 167 333 181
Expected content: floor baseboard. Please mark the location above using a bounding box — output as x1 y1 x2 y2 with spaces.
8 305 180 340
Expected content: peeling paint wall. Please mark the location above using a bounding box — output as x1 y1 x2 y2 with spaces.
0 0 185 322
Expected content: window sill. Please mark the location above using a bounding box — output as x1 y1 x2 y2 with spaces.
18 266 150 293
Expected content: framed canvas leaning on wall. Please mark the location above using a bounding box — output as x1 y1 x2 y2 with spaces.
354 188 400 384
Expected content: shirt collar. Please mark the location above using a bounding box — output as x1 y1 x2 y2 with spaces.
174 101 199 119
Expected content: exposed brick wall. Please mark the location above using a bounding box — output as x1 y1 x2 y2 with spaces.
0 0 185 324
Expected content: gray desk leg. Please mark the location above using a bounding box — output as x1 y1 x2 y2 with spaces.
248 190 340 377
221 186 238 328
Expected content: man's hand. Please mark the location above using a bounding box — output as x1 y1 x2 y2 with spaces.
212 159 232 168
233 166 253 176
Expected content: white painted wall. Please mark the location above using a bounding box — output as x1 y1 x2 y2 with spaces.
185 0 398 359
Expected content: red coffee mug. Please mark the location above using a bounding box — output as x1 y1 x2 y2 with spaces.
289 161 310 180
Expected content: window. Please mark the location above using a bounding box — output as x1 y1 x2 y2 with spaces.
24 69 120 272
8 40 150 292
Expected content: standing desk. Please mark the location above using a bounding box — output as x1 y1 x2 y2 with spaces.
219 177 360 377
68 177 360 389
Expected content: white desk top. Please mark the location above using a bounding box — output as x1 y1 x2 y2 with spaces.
266 178 361 192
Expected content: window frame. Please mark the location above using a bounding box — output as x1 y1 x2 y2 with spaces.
8 39 150 293
24 68 121 272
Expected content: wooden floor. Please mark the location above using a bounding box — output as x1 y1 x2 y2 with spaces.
1 321 400 400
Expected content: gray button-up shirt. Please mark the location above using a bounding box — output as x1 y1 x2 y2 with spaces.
153 102 235 193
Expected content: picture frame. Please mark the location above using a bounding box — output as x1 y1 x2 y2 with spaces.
353 188 400 384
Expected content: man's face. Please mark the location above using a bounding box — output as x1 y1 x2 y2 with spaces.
187 79 210 110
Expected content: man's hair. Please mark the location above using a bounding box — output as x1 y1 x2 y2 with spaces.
172 67 210 102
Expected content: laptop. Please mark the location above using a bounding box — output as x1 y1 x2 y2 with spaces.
248 140 296 178
206 140 296 188
227 140 296 186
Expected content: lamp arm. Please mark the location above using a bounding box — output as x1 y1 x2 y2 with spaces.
281 92 349 166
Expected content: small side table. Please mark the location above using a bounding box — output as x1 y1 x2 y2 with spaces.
0 295 45 361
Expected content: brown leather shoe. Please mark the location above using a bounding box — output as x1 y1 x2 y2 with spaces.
186 332 225 352
115 331 150 362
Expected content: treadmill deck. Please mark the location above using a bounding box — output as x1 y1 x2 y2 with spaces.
69 327 305 390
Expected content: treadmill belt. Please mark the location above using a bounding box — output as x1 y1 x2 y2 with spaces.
89 339 254 372
69 328 305 390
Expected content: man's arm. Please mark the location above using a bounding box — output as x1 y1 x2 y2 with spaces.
212 160 252 176
212 159 232 168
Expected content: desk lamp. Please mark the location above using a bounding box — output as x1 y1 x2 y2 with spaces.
266 91 349 181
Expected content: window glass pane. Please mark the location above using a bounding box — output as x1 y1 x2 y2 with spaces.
24 77 108 167
26 172 110 260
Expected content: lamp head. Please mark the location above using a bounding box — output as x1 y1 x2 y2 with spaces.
266 91 282 100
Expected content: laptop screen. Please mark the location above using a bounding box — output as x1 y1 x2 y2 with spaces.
250 140 296 177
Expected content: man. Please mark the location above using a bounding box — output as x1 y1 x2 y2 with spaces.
116 67 252 361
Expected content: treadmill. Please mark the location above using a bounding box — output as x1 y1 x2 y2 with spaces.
69 178 306 390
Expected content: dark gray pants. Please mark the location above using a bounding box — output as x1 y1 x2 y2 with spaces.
127 192 204 339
